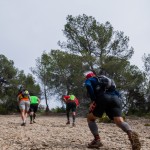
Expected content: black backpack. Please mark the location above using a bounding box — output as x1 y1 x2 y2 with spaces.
95 75 115 92
95 75 121 98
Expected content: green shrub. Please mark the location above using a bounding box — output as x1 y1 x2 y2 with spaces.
144 123 150 126
98 113 126 123
122 112 126 120
98 113 112 123
0 105 8 114
51 106 66 113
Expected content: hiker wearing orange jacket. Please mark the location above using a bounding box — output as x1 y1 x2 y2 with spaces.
17 86 30 126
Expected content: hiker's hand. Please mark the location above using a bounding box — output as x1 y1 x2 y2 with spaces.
89 101 96 112
63 98 67 103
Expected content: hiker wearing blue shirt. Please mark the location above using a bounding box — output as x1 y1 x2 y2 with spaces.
84 71 141 150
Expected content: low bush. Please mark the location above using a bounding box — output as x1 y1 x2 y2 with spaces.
98 113 126 123
0 105 8 114
51 106 66 113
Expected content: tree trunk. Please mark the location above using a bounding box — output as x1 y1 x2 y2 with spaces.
44 87 49 112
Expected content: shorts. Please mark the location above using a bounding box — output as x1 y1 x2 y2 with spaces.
66 102 76 112
93 93 122 120
29 104 38 113
19 100 30 111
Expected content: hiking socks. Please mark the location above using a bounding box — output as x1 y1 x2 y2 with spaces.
94 135 100 140
24 118 26 123
127 130 133 139
88 121 99 136
30 115 33 122
117 122 132 133
33 113 36 119
21 120 26 126
67 112 70 121
72 115 76 126
72 115 75 123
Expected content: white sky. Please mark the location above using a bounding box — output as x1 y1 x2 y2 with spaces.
0 0 150 75
0 0 150 108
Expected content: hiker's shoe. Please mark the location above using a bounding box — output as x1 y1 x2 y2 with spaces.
21 122 26 126
72 122 76 127
66 121 70 125
128 131 141 150
33 120 36 123
87 139 103 148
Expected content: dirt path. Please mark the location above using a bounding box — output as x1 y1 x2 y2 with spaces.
0 115 150 150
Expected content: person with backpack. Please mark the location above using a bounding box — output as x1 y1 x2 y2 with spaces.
84 71 141 150
17 85 30 126
29 93 41 124
62 94 79 127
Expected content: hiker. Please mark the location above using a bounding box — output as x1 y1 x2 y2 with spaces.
62 94 79 127
29 93 41 124
17 86 30 126
84 71 141 150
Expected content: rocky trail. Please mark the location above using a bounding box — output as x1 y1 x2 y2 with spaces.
0 114 150 150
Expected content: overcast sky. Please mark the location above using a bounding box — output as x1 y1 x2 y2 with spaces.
0 0 150 75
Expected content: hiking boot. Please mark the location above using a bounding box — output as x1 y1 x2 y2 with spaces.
128 131 141 150
87 139 103 148
21 122 26 126
33 120 36 123
66 121 70 125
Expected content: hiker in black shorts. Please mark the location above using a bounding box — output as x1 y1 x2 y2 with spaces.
62 95 79 127
29 93 40 124
84 71 141 150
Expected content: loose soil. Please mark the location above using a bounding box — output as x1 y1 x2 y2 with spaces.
0 114 150 150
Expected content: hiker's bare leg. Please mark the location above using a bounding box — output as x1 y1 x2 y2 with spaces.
30 111 34 123
20 109 26 123
66 110 70 124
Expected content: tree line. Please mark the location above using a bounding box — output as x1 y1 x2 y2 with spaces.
0 54 41 114
0 14 150 115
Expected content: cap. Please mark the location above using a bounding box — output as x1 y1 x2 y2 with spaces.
84 71 96 79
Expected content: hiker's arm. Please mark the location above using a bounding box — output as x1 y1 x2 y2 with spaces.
63 98 67 103
85 80 96 102
62 95 70 103
38 98 41 104
28 95 31 102
89 101 96 113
